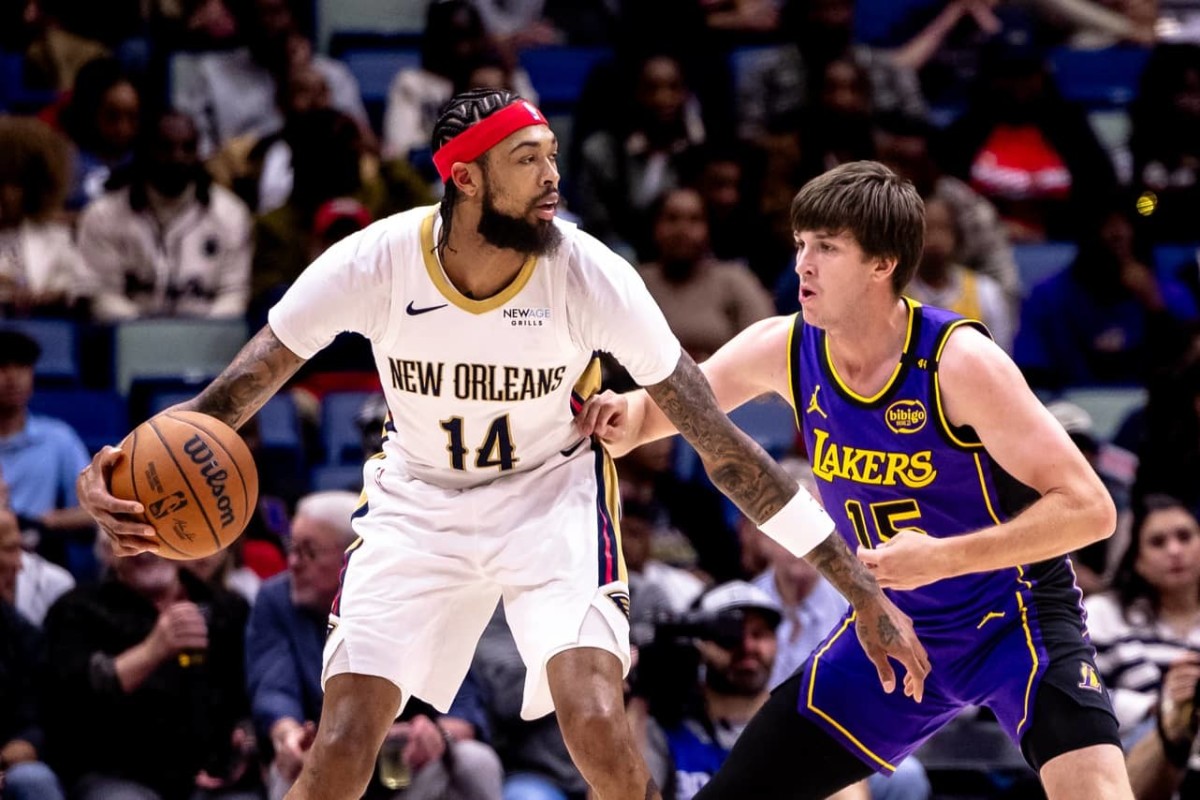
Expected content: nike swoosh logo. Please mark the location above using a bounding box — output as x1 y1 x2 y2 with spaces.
406 301 448 316
560 438 587 457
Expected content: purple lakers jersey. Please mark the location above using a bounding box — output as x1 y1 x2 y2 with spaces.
790 299 1077 629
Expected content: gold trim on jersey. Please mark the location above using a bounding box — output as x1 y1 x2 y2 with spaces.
1014 590 1039 735
806 612 898 773
786 312 802 430
573 357 603 402
822 298 918 404
933 319 986 449
601 447 627 585
419 213 538 314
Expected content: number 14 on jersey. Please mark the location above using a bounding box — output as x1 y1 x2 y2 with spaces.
440 416 519 471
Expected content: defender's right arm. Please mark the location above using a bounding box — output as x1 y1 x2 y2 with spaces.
77 325 306 556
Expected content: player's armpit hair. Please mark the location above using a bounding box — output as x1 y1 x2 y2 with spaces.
183 325 306 431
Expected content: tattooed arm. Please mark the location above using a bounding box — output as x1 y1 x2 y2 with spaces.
645 352 931 698
173 325 307 429
77 325 305 556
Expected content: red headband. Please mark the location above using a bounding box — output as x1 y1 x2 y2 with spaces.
433 100 549 182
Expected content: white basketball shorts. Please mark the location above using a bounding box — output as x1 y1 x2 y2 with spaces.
322 439 630 720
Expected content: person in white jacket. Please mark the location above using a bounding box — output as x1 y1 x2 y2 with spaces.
78 110 252 322
0 116 94 317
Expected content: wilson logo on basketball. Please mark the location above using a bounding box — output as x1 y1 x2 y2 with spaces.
148 491 188 519
885 400 927 434
183 435 236 527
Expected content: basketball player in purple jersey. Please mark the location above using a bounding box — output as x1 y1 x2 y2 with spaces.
580 161 1133 798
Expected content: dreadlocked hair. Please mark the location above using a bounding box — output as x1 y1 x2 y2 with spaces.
431 87 521 254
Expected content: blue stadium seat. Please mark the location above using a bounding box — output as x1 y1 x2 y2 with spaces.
1049 46 1151 109
342 49 420 106
0 319 80 385
0 50 56 113
518 46 612 109
114 318 248 395
310 463 364 492
1013 242 1077 290
29 389 128 453
320 391 373 465
729 396 798 458
1153 243 1199 281
1060 386 1148 442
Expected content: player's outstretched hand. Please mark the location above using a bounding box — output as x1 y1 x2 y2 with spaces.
855 593 931 703
856 529 948 591
575 391 631 447
76 446 158 557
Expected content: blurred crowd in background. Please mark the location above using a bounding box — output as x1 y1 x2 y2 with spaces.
4 0 1200 798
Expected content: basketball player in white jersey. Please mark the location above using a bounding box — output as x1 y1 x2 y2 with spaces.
76 89 929 800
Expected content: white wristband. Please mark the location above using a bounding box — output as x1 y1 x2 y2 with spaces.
758 487 836 557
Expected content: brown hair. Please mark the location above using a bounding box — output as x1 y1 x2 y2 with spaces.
790 161 924 294
0 115 71 222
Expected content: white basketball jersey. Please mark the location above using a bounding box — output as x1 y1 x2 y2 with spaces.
269 206 681 489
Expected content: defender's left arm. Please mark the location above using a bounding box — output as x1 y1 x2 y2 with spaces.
859 327 1116 589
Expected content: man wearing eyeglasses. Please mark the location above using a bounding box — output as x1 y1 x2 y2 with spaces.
246 491 502 800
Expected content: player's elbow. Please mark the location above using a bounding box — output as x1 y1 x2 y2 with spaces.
1082 487 1118 544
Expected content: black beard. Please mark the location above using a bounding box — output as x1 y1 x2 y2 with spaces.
478 189 562 257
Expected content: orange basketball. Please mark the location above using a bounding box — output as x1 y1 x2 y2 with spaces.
110 411 259 560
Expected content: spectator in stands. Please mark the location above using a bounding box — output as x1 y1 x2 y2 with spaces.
473 605 586 800
639 581 790 799
1129 43 1200 243
247 491 502 800
249 108 365 304
382 0 537 165
0 0 108 94
941 34 1117 242
59 58 140 211
0 331 93 535
577 53 706 259
42 536 258 800
473 0 618 47
79 109 253 321
680 141 783 288
906 195 1014 351
620 499 705 618
4 468 75 626
150 0 239 52
185 544 261 606
637 187 774 362
873 112 1020 305
0 507 66 800
0 115 93 318
1125 672 1200 800
206 55 334 213
173 0 367 157
1046 400 1134 594
1016 197 1198 388
618 438 739 584
798 57 878 180
1135 336 1200 514
1086 495 1200 740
